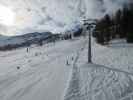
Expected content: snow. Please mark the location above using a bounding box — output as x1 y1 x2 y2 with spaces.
1 36 133 100
0 37 86 100
92 39 133 73
64 38 133 100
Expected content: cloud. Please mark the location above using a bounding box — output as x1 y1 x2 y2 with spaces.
94 0 133 14
0 0 133 35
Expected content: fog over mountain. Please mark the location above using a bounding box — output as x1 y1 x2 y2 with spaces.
0 0 132 35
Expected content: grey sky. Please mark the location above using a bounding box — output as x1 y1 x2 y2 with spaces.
0 0 132 35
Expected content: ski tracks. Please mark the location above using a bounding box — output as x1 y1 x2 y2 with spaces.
64 38 133 100
64 38 88 100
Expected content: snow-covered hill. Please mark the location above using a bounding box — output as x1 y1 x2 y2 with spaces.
0 23 84 51
0 36 133 100
0 32 58 50
0 36 86 100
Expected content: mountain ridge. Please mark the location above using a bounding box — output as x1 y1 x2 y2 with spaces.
0 32 58 51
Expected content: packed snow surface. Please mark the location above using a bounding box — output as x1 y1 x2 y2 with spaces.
1 37 133 100
0 37 86 100
64 38 133 100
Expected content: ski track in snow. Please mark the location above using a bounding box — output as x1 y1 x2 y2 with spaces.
64 38 133 100
1 36 133 100
0 37 86 100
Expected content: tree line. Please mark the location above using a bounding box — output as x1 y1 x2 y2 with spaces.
93 3 133 45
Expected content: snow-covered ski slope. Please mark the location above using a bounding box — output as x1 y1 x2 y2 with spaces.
64 38 133 100
1 36 133 100
0 37 86 100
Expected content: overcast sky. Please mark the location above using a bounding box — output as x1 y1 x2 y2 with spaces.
0 0 132 36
